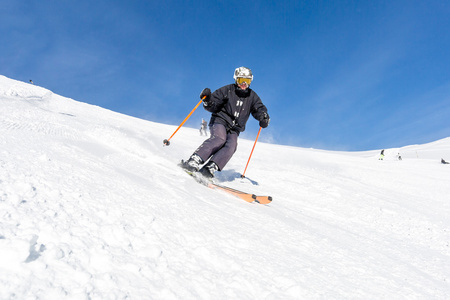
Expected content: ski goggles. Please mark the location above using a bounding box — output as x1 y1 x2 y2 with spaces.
236 77 252 86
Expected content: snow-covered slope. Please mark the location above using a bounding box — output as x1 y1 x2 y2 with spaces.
1 75 449 299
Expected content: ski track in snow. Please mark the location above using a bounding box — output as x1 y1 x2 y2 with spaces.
1 75 450 299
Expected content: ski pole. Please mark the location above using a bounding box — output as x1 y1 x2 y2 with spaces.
163 96 206 146
241 126 262 178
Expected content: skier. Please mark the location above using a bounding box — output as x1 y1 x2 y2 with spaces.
379 149 385 160
181 66 270 178
199 118 208 136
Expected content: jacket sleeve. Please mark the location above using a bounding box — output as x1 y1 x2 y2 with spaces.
250 93 268 121
203 85 229 113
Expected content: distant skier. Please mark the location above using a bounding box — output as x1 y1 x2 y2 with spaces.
441 158 449 164
396 152 402 161
379 149 385 160
199 118 208 136
181 66 270 178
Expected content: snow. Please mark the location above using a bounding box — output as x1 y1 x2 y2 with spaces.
1 74 450 299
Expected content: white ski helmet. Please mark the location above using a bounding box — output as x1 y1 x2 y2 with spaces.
233 66 253 83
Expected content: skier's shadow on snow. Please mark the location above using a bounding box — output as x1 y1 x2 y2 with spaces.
216 170 259 186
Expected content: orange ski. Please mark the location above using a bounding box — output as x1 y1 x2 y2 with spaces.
181 166 272 204
207 182 272 205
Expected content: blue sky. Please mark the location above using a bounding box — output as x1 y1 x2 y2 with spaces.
1 0 449 151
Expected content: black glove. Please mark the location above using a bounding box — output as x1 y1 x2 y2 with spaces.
259 112 270 128
199 88 211 102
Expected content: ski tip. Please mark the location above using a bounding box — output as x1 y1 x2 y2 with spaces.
256 196 272 205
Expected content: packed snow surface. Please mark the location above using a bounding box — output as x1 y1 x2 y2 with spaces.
1 75 450 299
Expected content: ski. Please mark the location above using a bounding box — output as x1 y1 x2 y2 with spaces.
181 166 272 204
207 182 272 204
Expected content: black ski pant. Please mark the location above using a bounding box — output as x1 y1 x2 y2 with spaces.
194 123 238 171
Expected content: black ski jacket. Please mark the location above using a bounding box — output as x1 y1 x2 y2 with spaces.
203 84 268 134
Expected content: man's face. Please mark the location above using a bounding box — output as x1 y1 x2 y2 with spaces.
238 82 249 90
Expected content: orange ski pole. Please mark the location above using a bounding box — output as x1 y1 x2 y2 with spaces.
163 96 206 146
241 126 262 178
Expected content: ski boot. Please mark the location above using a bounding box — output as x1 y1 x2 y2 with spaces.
180 154 203 173
199 161 219 179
